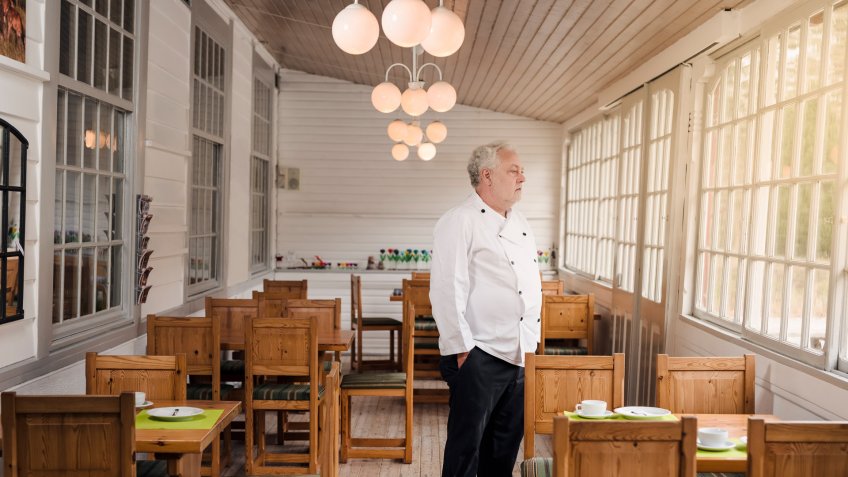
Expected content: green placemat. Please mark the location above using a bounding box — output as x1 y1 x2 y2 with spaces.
562 410 679 421
136 409 224 430
696 439 747 459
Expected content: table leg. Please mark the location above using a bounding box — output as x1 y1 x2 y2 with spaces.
155 453 202 477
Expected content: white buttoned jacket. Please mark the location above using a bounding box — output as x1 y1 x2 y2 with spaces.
429 192 543 367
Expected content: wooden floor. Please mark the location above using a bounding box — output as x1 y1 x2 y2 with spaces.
222 356 553 477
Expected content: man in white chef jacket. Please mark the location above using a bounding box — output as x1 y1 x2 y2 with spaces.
430 142 542 477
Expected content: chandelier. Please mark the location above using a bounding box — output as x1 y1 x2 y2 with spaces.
332 0 464 161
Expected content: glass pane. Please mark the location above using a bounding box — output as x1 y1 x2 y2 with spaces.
113 111 124 172
82 173 95 243
96 246 108 312
64 249 80 321
725 256 739 321
123 0 134 33
122 36 133 100
60 1 75 77
747 260 766 332
56 91 66 165
95 0 108 16
108 28 121 96
765 34 781 106
65 171 81 243
111 178 122 240
751 186 769 256
738 53 752 118
110 245 121 307
783 26 801 100
719 126 732 186
778 103 796 179
730 190 745 253
817 180 835 262
67 93 82 167
828 1 848 85
52 250 63 324
54 170 64 244
703 130 717 188
94 19 107 89
723 60 737 122
773 185 790 258
808 268 828 353
806 12 824 92
77 9 92 84
767 263 785 339
83 99 97 168
80 247 95 316
823 91 841 174
96 175 110 242
794 183 812 260
787 266 806 347
707 82 720 127
799 98 818 177
716 191 728 251
734 121 749 185
710 255 724 314
110 0 121 24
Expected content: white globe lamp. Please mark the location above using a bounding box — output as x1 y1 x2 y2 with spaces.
427 81 456 112
418 142 436 161
401 83 429 116
426 121 447 144
421 5 465 57
372 82 402 113
382 0 432 47
332 2 379 55
403 123 423 146
391 143 410 161
387 120 408 142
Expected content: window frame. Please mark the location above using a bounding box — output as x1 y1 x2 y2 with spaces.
0 119 27 326
249 61 273 275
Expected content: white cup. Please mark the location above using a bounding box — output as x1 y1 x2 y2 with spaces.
134 391 146 407
698 427 728 447
575 399 607 416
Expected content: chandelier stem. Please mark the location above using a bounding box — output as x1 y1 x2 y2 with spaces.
416 63 443 82
384 63 413 82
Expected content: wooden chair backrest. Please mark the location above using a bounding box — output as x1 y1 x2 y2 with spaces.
263 279 308 299
254 290 290 318
541 279 563 296
206 296 259 349
147 314 220 398
287 298 341 334
410 272 430 280
246 315 317 384
552 414 697 477
748 418 848 477
541 294 594 354
656 354 755 414
85 352 187 401
525 353 624 435
321 361 341 477
350 274 363 327
402 278 431 319
2 392 136 477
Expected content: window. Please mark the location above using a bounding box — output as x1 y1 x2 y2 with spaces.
54 0 133 329
564 115 620 282
250 78 272 273
188 26 226 294
0 119 27 325
616 100 644 293
696 1 848 368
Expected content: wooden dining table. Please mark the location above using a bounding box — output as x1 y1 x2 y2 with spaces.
136 399 242 476
691 413 779 473
220 328 355 353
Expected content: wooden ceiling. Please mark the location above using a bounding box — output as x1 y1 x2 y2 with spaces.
225 0 750 124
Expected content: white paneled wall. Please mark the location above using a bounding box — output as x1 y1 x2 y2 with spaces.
276 70 564 267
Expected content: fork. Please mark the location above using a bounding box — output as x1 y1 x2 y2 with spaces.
172 408 179 417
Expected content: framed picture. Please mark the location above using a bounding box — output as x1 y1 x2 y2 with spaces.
0 0 25 63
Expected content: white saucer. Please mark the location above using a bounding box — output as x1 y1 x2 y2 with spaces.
575 410 614 419
697 439 736 451
135 401 153 409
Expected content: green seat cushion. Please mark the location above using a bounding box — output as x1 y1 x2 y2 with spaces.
185 383 235 400
137 460 168 477
414 339 439 349
341 372 406 389
414 317 438 331
252 382 324 401
544 345 588 355
520 457 552 477
221 359 244 376
361 316 402 327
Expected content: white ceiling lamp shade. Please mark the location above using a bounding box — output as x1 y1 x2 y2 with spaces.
372 82 402 113
381 0 432 48
421 4 465 57
427 81 457 112
387 119 408 142
331 1 379 55
403 122 423 146
426 121 447 144
418 142 436 161
401 82 429 116
392 143 410 161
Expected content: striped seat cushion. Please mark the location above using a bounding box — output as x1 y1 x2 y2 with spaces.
185 383 235 400
520 457 552 477
544 345 588 355
414 317 438 331
221 359 244 376
362 316 402 327
414 339 439 349
323 360 333 373
137 460 168 477
253 382 324 400
341 372 406 390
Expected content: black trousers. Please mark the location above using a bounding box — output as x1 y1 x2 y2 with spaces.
439 347 524 477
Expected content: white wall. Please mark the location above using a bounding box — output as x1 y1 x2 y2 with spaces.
276 70 564 267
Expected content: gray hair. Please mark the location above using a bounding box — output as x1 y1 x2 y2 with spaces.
467 141 514 188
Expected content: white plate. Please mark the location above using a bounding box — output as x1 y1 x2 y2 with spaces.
697 439 737 452
146 406 204 421
736 436 748 448
613 406 671 420
135 401 154 409
574 410 615 419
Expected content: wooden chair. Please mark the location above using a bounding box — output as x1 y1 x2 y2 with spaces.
5 255 19 304
254 290 290 318
539 414 697 477
1 392 141 477
244 315 325 475
340 303 414 464
263 278 308 299
541 279 563 296
538 294 594 356
350 274 402 371
147 314 230 477
321 361 341 477
85 352 187 401
287 298 342 360
748 418 848 476
206 297 259 382
410 271 430 280
656 354 755 414
523 352 625 459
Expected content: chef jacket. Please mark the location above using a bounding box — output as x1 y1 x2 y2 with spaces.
429 192 543 366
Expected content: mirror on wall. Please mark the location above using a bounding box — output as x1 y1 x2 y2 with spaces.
0 118 27 324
